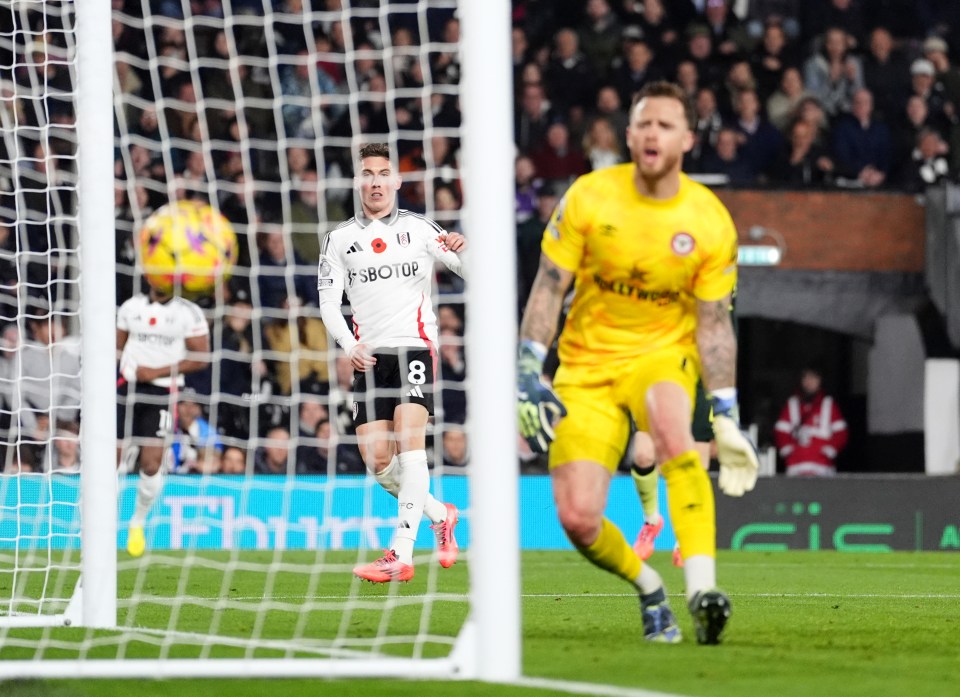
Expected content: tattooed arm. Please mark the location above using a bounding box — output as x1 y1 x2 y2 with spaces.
696 295 736 392
519 255 575 348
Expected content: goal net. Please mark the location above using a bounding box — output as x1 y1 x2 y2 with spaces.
0 0 518 681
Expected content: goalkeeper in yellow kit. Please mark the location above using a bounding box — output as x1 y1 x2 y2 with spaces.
517 81 758 644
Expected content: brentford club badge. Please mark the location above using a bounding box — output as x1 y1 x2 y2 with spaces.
397 231 410 247
671 232 695 256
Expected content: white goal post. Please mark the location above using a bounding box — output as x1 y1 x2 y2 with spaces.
0 0 519 683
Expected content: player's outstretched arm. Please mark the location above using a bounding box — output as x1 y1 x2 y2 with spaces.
517 256 574 453
696 296 758 497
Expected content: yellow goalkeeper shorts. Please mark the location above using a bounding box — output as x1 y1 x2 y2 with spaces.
548 345 700 472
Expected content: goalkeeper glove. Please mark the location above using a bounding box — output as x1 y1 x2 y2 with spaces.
517 340 567 454
709 388 759 497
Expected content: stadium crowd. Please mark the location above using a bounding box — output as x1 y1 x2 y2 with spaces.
1 0 959 476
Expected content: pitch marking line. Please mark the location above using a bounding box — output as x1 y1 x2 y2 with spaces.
218 591 960 602
511 676 688 697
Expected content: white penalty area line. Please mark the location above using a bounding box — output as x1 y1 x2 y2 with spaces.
511 676 688 697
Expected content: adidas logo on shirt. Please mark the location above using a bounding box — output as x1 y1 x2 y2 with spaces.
346 241 364 254
405 386 424 399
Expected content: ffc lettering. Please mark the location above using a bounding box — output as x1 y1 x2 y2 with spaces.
347 261 421 286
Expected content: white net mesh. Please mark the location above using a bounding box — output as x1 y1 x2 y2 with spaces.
0 0 83 625
1 0 478 672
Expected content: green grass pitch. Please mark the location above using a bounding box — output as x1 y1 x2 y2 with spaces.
2 550 959 697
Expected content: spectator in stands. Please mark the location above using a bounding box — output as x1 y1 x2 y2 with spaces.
515 154 541 224
923 36 960 116
442 429 469 469
254 426 294 474
217 282 268 440
512 26 531 84
900 127 951 192
170 388 223 474
802 0 867 50
12 307 81 467
802 26 863 117
700 126 756 185
682 24 724 92
774 365 848 477
326 353 352 433
831 88 892 188
730 88 784 181
612 38 660 109
515 81 554 153
750 20 799 103
44 420 80 474
517 184 562 311
221 445 247 475
770 117 835 185
437 305 463 335
702 0 753 61
546 28 598 116
717 58 758 120
794 95 832 148
256 228 319 310
630 0 683 56
743 1 803 41
688 86 724 169
579 0 621 82
430 16 461 87
675 59 701 100
894 96 936 175
433 183 462 232
862 27 911 125
294 398 329 472
766 66 809 132
263 295 330 396
0 321 19 471
289 170 326 260
280 49 337 138
593 85 629 151
907 58 955 139
529 121 589 188
439 326 467 426
583 116 625 171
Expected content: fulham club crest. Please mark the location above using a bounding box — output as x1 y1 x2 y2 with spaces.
397 231 410 247
671 232 695 256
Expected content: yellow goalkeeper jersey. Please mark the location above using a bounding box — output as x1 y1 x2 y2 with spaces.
541 164 738 368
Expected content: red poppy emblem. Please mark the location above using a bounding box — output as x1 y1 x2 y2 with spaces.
149 317 157 326
371 238 387 254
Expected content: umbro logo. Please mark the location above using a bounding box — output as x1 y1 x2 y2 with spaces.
346 241 364 254
406 386 424 399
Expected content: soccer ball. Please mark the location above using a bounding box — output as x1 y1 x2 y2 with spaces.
138 200 238 296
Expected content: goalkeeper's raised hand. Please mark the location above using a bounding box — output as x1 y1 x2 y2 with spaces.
517 340 566 454
709 388 759 497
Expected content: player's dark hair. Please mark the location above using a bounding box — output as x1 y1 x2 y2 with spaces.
358 142 391 161
630 81 696 130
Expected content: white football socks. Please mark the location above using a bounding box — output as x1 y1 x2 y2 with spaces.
684 555 717 602
391 450 430 564
374 455 447 524
131 468 163 527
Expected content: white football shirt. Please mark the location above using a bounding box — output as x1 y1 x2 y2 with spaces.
317 207 465 352
117 295 209 388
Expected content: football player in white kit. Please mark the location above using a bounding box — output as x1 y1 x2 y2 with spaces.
318 143 466 583
117 283 209 557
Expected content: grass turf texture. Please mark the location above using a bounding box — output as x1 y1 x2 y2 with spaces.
2 550 958 696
